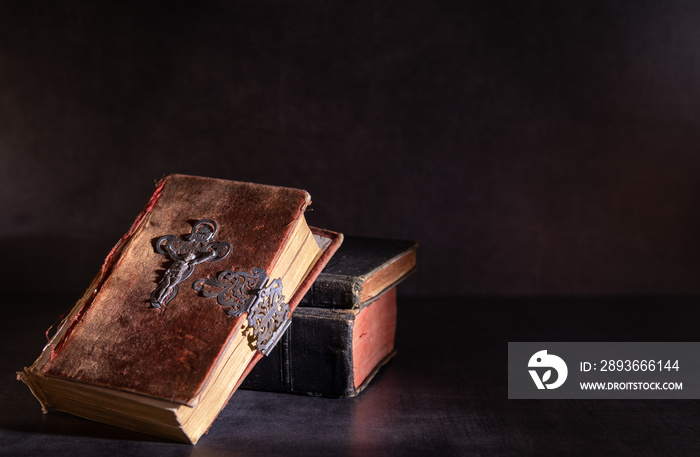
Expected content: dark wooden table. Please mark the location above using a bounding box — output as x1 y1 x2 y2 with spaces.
2 295 699 456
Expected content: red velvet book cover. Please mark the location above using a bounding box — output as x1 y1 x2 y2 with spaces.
29 174 341 406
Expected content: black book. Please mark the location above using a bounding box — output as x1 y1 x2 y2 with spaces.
240 236 417 397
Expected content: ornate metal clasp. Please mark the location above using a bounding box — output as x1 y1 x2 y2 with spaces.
150 219 231 308
193 269 291 355
192 268 267 316
246 278 292 355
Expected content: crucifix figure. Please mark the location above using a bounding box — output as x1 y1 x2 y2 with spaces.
150 219 231 308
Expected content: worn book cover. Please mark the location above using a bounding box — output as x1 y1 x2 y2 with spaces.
18 174 342 443
241 236 417 397
299 237 417 309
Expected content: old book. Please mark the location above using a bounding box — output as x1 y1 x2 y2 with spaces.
299 236 417 309
241 236 417 397
18 174 342 443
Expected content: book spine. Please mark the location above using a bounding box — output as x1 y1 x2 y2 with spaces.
240 308 357 398
299 274 362 310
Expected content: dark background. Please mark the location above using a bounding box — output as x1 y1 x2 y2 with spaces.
3 1 700 298
4 2 700 456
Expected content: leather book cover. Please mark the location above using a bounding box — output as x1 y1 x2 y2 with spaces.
242 236 417 397
299 236 417 309
241 287 399 398
20 174 342 412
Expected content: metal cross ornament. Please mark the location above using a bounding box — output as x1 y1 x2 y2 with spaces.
150 219 231 308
